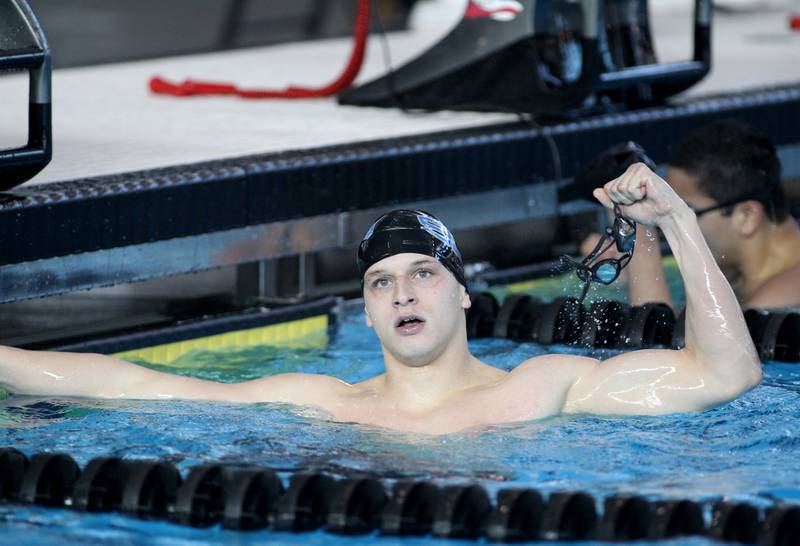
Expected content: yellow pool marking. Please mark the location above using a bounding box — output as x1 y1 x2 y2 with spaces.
112 314 328 366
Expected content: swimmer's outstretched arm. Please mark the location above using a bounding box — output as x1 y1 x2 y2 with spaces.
560 164 762 415
0 345 343 405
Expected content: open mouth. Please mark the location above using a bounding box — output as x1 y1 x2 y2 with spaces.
395 315 426 335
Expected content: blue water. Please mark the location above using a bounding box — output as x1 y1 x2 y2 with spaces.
1 305 799 545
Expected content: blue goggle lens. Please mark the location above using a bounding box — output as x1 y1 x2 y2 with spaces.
594 262 619 284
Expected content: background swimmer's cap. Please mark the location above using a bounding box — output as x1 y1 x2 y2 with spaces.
357 209 466 288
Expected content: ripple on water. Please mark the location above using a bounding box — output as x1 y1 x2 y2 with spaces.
0 309 798 545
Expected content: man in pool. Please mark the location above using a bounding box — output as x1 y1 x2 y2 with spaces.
0 164 762 434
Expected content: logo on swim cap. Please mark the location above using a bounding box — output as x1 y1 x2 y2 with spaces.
362 222 377 241
416 214 460 259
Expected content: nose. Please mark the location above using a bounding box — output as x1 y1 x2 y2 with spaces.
392 277 417 307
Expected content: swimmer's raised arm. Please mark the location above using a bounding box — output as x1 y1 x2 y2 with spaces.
561 164 762 415
0 345 342 406
626 224 673 309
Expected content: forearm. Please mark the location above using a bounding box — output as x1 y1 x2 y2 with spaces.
0 345 232 400
658 209 761 389
1 346 106 396
627 225 673 308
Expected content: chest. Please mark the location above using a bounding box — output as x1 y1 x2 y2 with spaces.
332 384 563 434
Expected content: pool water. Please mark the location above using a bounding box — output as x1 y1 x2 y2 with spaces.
488 257 686 310
1 290 799 545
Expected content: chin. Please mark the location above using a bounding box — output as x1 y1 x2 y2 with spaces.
400 358 434 368
389 344 442 368
396 350 437 367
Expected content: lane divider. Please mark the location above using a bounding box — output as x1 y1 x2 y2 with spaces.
466 293 800 363
0 448 798 544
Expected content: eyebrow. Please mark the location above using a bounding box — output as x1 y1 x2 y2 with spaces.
364 269 388 280
365 259 438 280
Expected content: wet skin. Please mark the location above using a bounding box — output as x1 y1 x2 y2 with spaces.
623 167 800 309
0 165 762 434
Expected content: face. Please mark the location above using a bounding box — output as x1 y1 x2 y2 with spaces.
667 167 740 272
363 253 471 367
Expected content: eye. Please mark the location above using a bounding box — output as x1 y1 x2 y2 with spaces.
372 277 391 289
415 268 433 280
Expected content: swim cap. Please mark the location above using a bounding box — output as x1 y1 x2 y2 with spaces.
357 209 467 288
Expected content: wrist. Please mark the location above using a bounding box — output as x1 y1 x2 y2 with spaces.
657 204 696 235
635 223 661 249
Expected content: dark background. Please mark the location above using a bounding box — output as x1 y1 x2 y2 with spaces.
28 0 419 68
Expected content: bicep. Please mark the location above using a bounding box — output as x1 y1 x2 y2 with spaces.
235 373 346 406
119 364 338 404
563 348 730 416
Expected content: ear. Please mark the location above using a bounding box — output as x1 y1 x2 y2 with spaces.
364 306 374 328
461 287 472 310
733 200 766 237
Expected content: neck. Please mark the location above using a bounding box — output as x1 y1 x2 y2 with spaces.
738 217 800 294
379 330 488 410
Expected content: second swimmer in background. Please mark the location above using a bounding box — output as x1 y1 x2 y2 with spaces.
581 119 800 310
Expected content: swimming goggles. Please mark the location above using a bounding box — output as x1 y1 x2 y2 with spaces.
691 188 773 218
561 205 636 302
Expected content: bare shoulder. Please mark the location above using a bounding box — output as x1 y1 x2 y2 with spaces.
507 353 600 395
496 354 601 417
747 262 800 309
511 353 599 379
235 372 352 405
509 348 736 416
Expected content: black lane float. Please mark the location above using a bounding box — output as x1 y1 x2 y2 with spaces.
467 292 800 363
0 447 798 545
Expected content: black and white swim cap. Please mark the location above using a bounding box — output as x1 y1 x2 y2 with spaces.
357 209 466 288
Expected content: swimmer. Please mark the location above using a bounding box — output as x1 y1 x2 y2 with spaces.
0 164 762 434
584 120 800 309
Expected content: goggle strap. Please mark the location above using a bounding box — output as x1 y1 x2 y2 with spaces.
584 229 615 263
693 188 775 217
579 279 591 303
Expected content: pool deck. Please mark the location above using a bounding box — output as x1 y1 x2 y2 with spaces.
0 2 798 188
0 1 799 308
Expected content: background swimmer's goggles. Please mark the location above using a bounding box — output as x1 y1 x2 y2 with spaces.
691 186 777 218
561 206 636 302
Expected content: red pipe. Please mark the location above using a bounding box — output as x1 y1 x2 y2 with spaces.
149 0 371 99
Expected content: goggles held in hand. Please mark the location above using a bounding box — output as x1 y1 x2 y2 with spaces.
562 205 636 302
